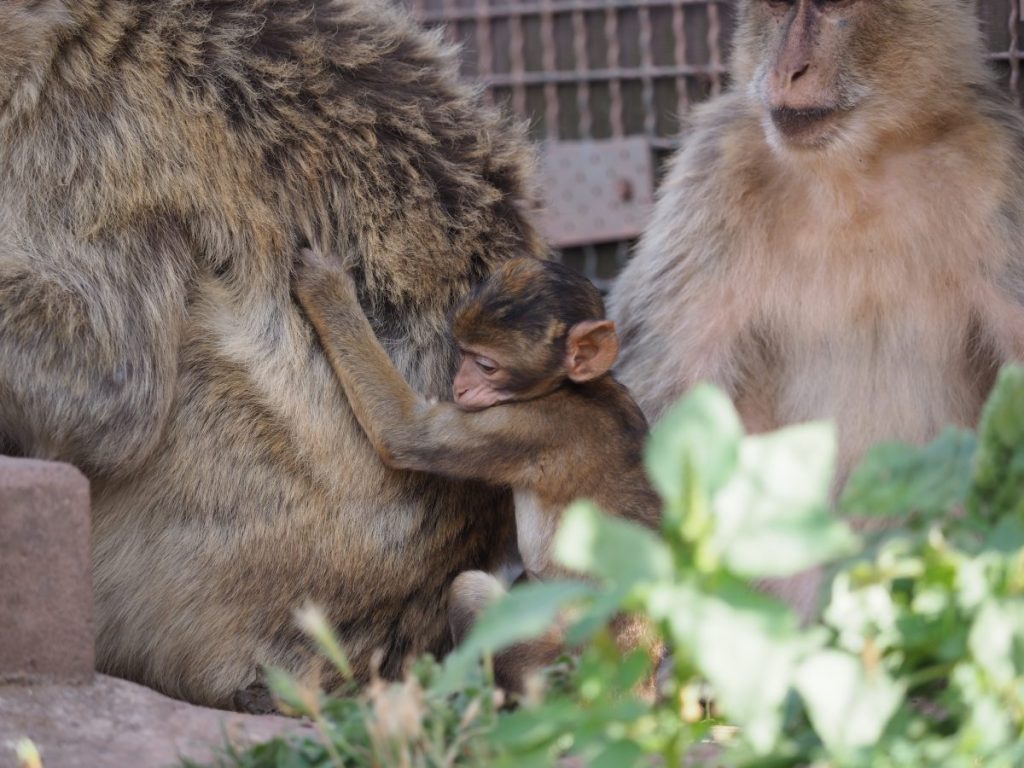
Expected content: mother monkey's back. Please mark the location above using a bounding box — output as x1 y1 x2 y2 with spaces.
0 0 542 708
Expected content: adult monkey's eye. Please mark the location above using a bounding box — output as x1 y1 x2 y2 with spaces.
475 358 498 375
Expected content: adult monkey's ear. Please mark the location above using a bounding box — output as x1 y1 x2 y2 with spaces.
565 320 619 382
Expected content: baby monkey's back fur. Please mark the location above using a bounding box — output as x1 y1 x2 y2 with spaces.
0 0 543 707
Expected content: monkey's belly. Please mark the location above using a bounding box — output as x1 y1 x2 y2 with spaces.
514 488 559 578
775 340 986 479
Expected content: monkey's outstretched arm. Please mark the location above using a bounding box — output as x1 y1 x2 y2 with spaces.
294 251 543 486
0 232 187 478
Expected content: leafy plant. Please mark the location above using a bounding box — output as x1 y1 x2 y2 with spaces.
195 368 1024 768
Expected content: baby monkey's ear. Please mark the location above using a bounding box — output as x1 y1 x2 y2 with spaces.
565 320 619 382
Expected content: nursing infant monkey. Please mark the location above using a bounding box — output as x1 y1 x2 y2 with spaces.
293 250 660 692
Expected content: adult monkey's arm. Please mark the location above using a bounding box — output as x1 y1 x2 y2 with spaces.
0 227 188 478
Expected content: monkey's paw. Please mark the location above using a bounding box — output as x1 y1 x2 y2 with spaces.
293 248 359 306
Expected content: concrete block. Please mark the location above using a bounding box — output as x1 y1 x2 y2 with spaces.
0 457 93 684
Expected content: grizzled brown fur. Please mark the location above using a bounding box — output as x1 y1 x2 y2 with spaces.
0 0 544 708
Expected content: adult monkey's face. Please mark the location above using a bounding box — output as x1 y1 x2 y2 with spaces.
731 0 982 154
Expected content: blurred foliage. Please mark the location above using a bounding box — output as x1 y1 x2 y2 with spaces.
193 368 1024 768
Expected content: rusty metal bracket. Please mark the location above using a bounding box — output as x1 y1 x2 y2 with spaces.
535 137 655 248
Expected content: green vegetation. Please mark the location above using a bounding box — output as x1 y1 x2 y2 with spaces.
195 367 1024 768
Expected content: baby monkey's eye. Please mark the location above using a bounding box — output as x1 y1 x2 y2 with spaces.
475 357 498 375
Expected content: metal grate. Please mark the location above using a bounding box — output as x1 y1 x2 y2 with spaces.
982 0 1024 96
404 0 1024 287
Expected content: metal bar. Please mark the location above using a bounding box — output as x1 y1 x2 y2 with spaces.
671 0 690 115
474 0 494 106
412 0 728 25
707 1 723 96
1011 0 1021 100
410 0 425 22
572 0 592 138
638 3 656 137
540 0 561 139
473 64 726 88
613 240 629 272
650 136 682 150
583 244 599 278
605 5 625 136
440 0 458 46
509 1 528 119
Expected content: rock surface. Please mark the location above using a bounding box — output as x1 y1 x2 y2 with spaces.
0 675 314 768
0 457 93 684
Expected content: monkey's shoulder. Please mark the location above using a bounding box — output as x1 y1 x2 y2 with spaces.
661 92 763 189
555 377 650 448
528 380 656 520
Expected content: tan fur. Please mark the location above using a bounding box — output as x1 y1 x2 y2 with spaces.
610 0 1024 622
611 0 1024 492
0 0 545 708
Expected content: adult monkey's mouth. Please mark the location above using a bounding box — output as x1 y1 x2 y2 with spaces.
769 106 844 145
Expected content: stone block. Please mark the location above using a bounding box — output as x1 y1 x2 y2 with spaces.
0 457 93 683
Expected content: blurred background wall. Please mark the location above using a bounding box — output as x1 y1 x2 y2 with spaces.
401 0 1024 288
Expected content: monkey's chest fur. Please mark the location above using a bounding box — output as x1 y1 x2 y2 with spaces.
742 159 1003 464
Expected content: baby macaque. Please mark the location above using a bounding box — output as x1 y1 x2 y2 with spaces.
293 250 660 690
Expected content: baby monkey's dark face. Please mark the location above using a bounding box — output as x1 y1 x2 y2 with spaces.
450 258 619 412
451 342 524 411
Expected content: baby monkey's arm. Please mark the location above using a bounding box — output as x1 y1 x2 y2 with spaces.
293 249 540 485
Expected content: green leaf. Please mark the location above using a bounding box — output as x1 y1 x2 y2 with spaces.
645 384 743 506
968 599 1024 686
824 571 899 655
491 748 558 768
489 700 579 750
795 650 904 755
436 580 594 693
971 365 1024 521
263 666 314 717
588 740 645 768
983 515 1024 555
564 586 630 646
711 422 857 579
951 664 1015 754
554 501 674 588
648 580 818 754
840 427 976 519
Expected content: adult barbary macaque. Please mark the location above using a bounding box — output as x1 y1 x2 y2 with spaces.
293 251 661 691
611 0 1024 485
0 0 544 708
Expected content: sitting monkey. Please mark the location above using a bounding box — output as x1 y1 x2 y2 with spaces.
293 249 661 691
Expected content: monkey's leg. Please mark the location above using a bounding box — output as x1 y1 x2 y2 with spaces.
448 570 563 695
0 235 186 477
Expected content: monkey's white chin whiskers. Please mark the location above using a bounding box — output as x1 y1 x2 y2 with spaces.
761 112 872 170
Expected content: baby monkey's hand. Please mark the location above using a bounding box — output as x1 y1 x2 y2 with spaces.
293 247 360 312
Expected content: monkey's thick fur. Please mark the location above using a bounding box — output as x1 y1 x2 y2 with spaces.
0 0 543 708
610 0 1024 617
612 0 1024 484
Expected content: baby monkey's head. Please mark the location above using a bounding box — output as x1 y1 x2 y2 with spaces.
451 257 618 411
